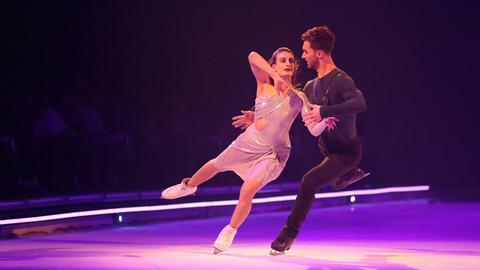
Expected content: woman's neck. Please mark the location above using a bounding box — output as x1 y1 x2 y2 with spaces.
281 75 293 85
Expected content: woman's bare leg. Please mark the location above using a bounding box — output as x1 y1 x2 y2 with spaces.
229 179 265 228
186 159 220 187
229 160 273 228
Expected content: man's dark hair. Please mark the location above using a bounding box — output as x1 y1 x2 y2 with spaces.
301 26 336 54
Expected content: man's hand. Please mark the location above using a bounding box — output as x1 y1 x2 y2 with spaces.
302 104 322 126
232 110 254 129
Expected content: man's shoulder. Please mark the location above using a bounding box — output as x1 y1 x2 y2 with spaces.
335 68 352 79
303 79 317 90
333 69 355 88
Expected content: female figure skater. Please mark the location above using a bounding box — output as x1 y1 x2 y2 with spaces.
161 47 338 254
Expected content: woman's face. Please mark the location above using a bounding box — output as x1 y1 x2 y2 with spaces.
273 51 295 78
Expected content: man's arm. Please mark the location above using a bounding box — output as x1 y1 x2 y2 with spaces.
302 76 366 125
320 76 367 117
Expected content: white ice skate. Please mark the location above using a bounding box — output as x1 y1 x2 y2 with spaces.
161 178 197 199
213 225 237 254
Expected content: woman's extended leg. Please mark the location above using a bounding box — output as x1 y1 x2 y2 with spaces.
186 159 220 187
161 159 220 199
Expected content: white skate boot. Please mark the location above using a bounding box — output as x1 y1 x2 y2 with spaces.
213 225 237 254
161 178 197 199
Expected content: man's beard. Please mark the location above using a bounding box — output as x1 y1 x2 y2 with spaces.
309 59 319 69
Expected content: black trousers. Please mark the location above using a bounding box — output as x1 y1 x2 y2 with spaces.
283 135 363 237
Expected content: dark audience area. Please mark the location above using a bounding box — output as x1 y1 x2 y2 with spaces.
0 84 231 198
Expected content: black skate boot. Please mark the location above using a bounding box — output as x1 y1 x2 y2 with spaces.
270 231 295 256
332 168 370 191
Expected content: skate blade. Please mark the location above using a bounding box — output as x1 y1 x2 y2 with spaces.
333 172 372 191
348 172 371 184
213 247 222 254
160 192 196 200
269 249 285 256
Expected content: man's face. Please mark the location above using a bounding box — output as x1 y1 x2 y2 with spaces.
301 41 319 70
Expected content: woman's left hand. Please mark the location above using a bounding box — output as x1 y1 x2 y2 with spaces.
324 117 339 131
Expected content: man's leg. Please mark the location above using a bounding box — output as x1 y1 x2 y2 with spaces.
270 154 354 254
285 154 353 237
332 136 367 190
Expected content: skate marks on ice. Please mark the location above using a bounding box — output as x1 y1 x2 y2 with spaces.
146 241 480 270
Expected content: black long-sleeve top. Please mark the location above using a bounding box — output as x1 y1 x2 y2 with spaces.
303 68 367 142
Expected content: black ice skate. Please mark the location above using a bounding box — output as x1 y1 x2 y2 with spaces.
332 168 370 191
270 231 295 256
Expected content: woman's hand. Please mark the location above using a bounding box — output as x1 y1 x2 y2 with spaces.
232 110 254 129
324 117 339 131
